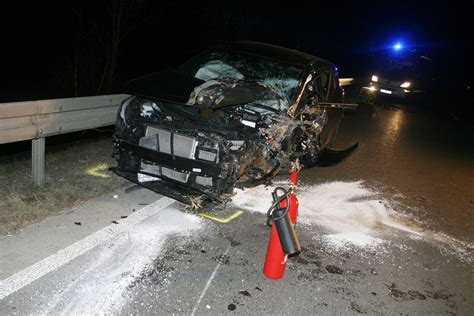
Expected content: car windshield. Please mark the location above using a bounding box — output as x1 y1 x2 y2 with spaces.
179 49 304 109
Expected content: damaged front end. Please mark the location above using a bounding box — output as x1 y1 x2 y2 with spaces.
113 94 239 205
112 76 332 205
112 43 358 205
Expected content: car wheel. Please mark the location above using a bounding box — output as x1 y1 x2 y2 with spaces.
300 136 322 168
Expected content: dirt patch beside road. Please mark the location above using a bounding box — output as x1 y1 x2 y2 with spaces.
0 130 128 236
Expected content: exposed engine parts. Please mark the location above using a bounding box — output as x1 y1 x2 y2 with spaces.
112 42 358 205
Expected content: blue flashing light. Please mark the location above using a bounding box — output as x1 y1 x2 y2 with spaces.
393 42 403 51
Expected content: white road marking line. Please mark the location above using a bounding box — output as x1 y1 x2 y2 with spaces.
0 197 174 301
191 244 231 316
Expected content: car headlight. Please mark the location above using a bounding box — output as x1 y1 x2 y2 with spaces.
400 81 411 88
371 75 378 82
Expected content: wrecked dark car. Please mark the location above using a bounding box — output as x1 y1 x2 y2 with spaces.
112 41 357 205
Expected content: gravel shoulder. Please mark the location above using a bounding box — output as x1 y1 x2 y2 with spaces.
0 130 128 236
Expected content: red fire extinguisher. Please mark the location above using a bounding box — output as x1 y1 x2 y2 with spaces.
263 167 300 279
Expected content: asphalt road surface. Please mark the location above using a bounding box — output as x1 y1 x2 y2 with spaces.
0 103 472 314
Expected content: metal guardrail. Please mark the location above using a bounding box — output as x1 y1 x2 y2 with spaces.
0 94 130 186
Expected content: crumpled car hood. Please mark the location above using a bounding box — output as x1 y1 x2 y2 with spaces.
126 70 286 114
125 69 205 104
114 64 357 205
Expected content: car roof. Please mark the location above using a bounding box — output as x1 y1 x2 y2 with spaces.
218 41 335 69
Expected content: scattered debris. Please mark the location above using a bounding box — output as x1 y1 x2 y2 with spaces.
325 265 344 274
228 237 242 247
238 290 251 297
187 195 204 211
144 258 175 286
425 291 451 300
408 291 427 300
213 254 230 265
386 283 429 302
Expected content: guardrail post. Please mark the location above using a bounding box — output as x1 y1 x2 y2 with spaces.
32 138 45 187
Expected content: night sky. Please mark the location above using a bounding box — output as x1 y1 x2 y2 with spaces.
0 1 471 102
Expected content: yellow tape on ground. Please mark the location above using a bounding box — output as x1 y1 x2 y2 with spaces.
198 210 244 224
85 163 110 178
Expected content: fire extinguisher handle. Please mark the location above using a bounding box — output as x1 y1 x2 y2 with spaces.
266 187 291 226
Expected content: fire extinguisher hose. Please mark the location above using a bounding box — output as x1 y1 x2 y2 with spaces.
266 187 291 226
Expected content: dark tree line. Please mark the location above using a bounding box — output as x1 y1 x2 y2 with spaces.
67 0 149 96
0 1 470 103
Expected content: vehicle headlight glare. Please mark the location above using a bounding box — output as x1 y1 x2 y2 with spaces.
400 81 411 88
371 75 378 82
